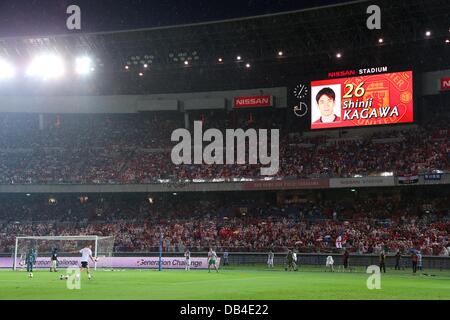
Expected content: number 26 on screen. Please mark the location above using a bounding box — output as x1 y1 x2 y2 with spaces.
343 82 366 98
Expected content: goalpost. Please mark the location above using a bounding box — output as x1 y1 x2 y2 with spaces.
13 235 115 271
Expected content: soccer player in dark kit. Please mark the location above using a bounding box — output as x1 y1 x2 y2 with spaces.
285 249 294 271
394 250 401 270
342 249 349 271
379 251 386 273
50 247 58 272
411 251 418 274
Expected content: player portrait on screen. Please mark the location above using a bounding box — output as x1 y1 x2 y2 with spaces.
312 86 341 125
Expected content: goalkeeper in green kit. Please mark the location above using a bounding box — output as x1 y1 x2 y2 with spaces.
25 247 37 278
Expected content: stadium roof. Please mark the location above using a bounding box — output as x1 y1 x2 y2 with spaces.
0 0 449 94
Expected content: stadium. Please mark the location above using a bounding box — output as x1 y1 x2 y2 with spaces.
0 0 449 302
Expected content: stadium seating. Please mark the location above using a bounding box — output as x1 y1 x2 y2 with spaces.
1 194 448 255
0 111 448 184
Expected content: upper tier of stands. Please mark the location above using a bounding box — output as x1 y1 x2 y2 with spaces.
0 106 448 184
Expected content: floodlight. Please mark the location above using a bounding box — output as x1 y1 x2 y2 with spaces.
27 55 65 80
75 56 93 75
0 59 15 79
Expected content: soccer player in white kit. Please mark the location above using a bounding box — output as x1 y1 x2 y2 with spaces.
184 249 191 271
78 245 97 280
208 248 219 273
292 250 298 271
267 250 274 268
326 255 334 272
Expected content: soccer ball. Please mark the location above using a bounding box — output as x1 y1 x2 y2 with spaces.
28 273 33 278
59 274 68 280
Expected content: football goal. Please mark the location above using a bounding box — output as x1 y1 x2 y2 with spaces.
13 235 115 271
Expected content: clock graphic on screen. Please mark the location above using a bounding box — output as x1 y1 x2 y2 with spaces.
293 84 309 100
293 102 308 117
293 84 309 117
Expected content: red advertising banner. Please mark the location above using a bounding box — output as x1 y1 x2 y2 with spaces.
234 95 273 108
310 71 414 129
441 77 450 91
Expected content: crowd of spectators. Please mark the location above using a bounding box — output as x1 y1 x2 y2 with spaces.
1 193 448 255
0 108 449 256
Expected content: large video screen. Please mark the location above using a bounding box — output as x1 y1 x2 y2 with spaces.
310 71 413 129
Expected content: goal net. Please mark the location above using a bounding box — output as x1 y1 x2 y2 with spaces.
13 235 115 271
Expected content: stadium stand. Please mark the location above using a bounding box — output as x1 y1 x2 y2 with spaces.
0 106 448 184
1 189 448 255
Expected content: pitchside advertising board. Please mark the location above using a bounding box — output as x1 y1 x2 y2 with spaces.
310 68 414 129
0 257 221 269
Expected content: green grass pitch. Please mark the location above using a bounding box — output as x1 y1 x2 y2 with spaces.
1 266 450 300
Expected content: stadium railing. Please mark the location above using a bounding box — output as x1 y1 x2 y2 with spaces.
111 252 450 270
1 251 449 269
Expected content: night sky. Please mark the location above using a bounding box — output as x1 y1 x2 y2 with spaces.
0 0 350 37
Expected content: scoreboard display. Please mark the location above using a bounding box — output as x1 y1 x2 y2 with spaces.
310 71 413 129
